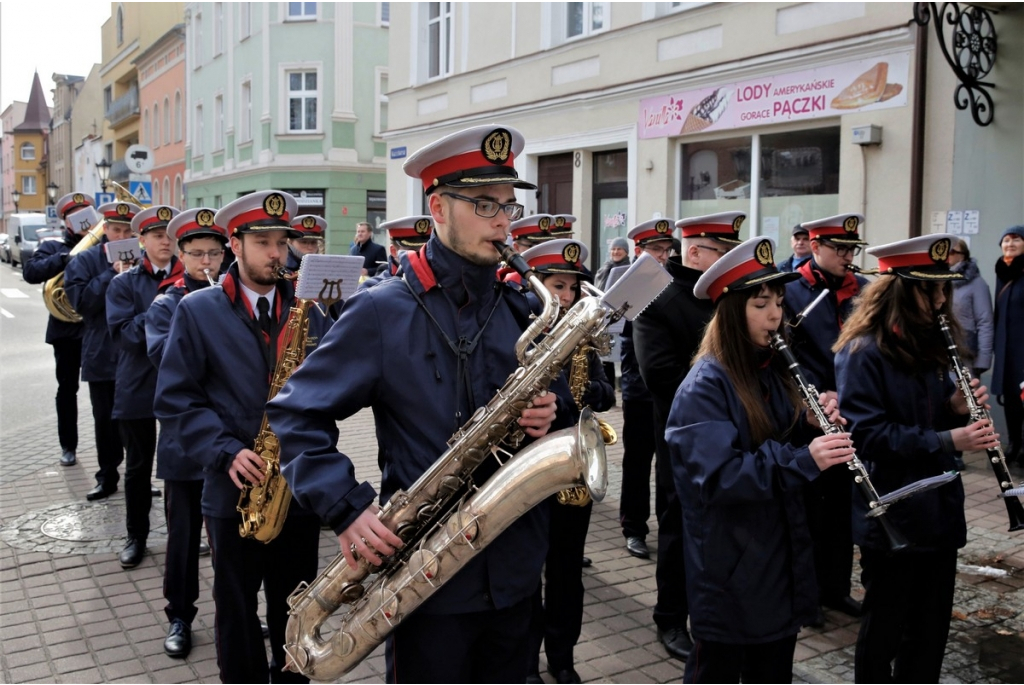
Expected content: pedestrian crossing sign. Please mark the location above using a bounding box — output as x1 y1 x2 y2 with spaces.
129 181 153 205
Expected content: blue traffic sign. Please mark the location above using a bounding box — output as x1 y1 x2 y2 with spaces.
95 192 115 205
129 181 153 205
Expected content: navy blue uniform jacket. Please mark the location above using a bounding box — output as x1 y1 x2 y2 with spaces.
107 257 182 420
154 263 332 519
146 274 209 482
835 337 967 551
64 238 119 382
666 356 820 644
783 262 866 391
23 232 84 344
267 236 574 615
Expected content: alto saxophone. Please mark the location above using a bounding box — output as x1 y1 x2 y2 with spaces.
237 282 311 543
282 242 628 680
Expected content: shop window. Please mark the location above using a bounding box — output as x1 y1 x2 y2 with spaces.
367 190 387 229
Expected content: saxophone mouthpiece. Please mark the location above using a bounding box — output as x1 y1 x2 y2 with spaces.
276 266 298 281
203 268 216 287
492 240 532 277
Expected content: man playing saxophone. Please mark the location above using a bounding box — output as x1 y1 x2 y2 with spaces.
267 124 568 683
154 191 332 683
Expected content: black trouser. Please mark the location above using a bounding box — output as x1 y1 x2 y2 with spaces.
206 512 320 684
619 398 656 539
527 498 592 673
653 431 688 632
163 479 204 625
805 465 854 601
1002 383 1023 456
683 633 798 683
385 597 534 684
120 418 157 541
87 381 123 488
52 338 81 452
855 548 957 683
602 362 617 392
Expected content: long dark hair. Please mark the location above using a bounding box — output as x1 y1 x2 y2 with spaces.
833 276 963 369
695 282 803 445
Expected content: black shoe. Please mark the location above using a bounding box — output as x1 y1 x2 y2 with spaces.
808 610 826 628
60 449 77 466
526 673 544 685
198 540 211 557
625 536 650 559
822 595 863 618
581 556 592 568
164 619 191 658
261 620 270 639
119 537 146 569
548 666 581 684
658 627 694 661
151 484 162 497
86 483 117 501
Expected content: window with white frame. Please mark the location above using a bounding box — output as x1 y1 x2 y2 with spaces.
153 103 161 147
287 2 316 21
426 2 452 80
380 2 390 25
22 176 36 195
116 4 124 45
174 91 183 142
20 142 35 160
240 2 251 39
287 70 318 133
240 81 252 142
163 178 170 207
374 69 389 137
214 3 224 56
214 95 224 150
163 97 171 144
143 109 151 145
194 104 204 154
194 12 204 67
566 2 608 40
153 177 160 204
174 175 182 208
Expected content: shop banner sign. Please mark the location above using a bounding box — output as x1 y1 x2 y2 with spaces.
639 50 911 139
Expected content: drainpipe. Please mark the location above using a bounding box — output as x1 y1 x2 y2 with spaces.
908 19 928 238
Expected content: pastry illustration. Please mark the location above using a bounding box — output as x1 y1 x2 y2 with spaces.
683 88 731 134
831 62 903 109
878 82 903 102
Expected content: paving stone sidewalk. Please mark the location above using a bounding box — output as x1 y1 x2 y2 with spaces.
1 397 1023 684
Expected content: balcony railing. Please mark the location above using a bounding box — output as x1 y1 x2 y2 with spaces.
106 85 140 127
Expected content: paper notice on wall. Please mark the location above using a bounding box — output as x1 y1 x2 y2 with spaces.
946 211 964 235
761 216 780 245
930 211 946 234
962 210 980 235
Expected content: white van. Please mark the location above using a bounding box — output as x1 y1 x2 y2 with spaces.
8 213 50 267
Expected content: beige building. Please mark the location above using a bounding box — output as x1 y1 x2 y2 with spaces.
383 2 1022 276
50 74 87 199
71 64 110 198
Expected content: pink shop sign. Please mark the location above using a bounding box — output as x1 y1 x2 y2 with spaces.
638 50 911 139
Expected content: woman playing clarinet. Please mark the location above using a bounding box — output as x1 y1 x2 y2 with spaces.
833 234 999 683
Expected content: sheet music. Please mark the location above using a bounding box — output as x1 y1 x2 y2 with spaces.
600 253 672 321
104 238 141 264
66 206 100 234
295 254 364 301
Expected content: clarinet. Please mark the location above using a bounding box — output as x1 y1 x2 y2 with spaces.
771 333 911 551
938 314 1024 532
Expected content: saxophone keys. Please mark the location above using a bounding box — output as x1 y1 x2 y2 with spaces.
338 582 366 604
409 549 441 584
446 510 480 546
375 588 401 624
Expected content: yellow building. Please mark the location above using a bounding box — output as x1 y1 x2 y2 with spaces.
99 1 184 188
10 72 52 214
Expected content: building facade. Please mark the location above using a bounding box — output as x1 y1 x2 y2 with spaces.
183 2 391 249
9 73 53 216
50 74 86 201
383 2 1023 278
1 101 28 230
136 24 187 208
70 65 110 200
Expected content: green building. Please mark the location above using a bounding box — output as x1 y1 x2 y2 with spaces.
184 2 390 250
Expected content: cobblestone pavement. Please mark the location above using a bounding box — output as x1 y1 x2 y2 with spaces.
1 395 1023 684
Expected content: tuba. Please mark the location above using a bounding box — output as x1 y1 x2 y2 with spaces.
43 221 107 323
282 241 630 680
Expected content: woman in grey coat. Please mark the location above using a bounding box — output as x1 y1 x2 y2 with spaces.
949 238 994 376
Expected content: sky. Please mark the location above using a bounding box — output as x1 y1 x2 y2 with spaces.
1 0 112 109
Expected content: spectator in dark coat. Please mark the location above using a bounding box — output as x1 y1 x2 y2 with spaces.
948 238 994 376
349 221 387 276
992 225 1024 463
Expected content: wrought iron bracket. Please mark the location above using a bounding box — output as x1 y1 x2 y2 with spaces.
913 2 997 126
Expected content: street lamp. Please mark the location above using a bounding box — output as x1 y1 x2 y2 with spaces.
46 181 59 203
96 158 111 193
11 189 20 212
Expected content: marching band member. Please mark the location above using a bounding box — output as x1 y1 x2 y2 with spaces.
23 192 93 466
834 234 998 683
145 208 227 658
64 201 142 502
784 213 870 620
510 214 558 253
631 212 741 660
667 236 854 683
521 239 614 685
286 214 326 272
377 214 433 277
106 205 182 569
548 214 577 240
267 124 569 683
154 191 329 683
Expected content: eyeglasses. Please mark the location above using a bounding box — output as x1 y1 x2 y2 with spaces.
948 249 963 255
643 243 673 256
441 192 525 220
819 241 862 257
695 244 730 256
184 249 225 260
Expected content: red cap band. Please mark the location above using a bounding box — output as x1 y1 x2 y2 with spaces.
877 251 934 272
421 150 516 191
707 259 765 302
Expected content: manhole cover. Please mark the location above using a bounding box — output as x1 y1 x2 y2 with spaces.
0 499 168 555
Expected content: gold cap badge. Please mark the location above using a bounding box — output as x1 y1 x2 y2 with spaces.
415 218 430 235
481 129 512 164
196 209 215 227
264 193 286 217
562 243 581 264
755 239 774 266
929 238 950 263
